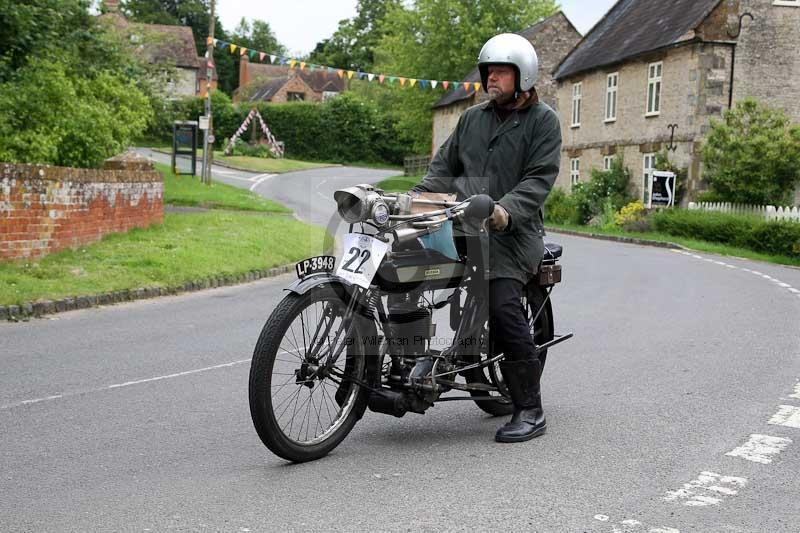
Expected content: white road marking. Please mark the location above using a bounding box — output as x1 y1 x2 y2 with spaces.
249 173 277 191
768 405 800 428
790 382 800 399
594 515 610 522
726 434 792 464
213 169 238 176
664 471 746 507
107 359 250 389
595 514 679 532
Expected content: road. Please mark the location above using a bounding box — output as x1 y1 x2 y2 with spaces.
2 155 800 531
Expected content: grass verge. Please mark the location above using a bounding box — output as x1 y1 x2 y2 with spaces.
375 174 423 192
547 223 800 268
0 212 328 305
159 163 290 213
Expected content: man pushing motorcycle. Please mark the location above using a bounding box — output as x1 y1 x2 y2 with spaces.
410 33 562 442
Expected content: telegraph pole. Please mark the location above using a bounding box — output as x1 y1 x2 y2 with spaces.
202 0 216 185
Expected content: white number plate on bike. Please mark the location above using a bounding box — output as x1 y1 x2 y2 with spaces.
335 233 389 289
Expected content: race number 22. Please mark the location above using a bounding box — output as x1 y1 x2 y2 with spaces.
340 247 371 274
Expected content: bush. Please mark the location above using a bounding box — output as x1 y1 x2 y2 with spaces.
543 187 577 224
615 201 646 227
650 208 800 257
702 98 800 205
0 59 151 168
572 157 633 224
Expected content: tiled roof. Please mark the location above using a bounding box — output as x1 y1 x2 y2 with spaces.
245 63 345 93
99 13 199 69
249 77 290 101
554 0 721 79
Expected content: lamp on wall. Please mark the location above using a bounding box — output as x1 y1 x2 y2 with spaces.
666 124 679 152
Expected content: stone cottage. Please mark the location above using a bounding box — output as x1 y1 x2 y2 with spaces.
431 11 582 154
234 58 346 103
553 0 800 203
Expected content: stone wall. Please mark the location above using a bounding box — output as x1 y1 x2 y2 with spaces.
271 75 320 103
0 153 163 261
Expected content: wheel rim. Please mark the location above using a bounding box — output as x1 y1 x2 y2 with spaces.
267 296 365 446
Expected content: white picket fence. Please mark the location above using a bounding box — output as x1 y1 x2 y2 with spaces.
688 202 800 223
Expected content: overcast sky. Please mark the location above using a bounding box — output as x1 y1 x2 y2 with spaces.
217 0 617 57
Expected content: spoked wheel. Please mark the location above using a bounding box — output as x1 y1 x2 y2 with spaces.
467 282 553 416
249 285 372 463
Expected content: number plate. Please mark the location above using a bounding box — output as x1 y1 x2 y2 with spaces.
336 233 390 289
295 255 336 280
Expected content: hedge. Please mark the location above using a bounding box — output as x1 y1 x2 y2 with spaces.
651 209 800 257
148 92 411 165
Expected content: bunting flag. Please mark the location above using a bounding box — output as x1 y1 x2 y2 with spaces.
210 36 485 93
226 108 284 158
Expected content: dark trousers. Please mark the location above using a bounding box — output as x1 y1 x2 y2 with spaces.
487 278 535 362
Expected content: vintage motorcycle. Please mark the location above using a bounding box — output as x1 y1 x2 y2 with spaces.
248 184 571 462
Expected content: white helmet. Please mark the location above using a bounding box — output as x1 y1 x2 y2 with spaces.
478 33 539 93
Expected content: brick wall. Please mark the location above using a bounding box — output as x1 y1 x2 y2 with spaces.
270 75 320 103
0 153 163 261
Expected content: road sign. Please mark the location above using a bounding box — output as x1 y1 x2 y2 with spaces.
199 116 209 130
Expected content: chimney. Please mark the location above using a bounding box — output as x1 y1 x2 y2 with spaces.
103 0 120 12
239 54 249 89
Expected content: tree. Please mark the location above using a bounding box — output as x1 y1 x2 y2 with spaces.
232 18 286 55
702 98 800 205
374 0 558 81
308 0 402 71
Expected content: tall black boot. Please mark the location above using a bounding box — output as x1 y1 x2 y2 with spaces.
495 359 546 443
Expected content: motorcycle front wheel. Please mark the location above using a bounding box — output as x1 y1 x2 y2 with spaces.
249 285 371 463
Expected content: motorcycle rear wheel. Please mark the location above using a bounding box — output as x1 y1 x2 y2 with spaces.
467 283 553 416
249 285 371 463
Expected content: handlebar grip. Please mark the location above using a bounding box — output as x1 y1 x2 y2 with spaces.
464 194 495 220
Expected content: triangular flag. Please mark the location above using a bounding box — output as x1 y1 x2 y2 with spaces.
419 79 429 89
463 82 470 91
206 36 213 45
259 52 266 61
409 79 417 87
431 80 438 89
357 71 366 80
289 59 297 68
216 40 226 49
473 82 481 92
389 76 397 84
379 74 385 83
327 67 336 73
249 50 257 59
337 70 344 78
229 44 237 53
280 57 288 65
399 77 406 86
442 81 449 90
269 55 277 63
347 71 355 79
367 73 375 82
300 62 306 70
240 47 247 56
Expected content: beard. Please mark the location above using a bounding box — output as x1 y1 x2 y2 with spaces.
488 86 515 106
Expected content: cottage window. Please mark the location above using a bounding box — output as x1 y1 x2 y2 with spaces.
642 153 656 202
646 62 662 116
772 0 799 6
603 156 614 171
605 73 618 122
570 158 581 188
571 83 582 127
322 91 338 101
287 92 305 101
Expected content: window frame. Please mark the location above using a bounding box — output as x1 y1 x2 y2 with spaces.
571 82 582 128
570 158 581 188
603 155 614 171
642 153 657 202
646 62 662 117
605 72 619 123
772 0 799 6
287 91 306 101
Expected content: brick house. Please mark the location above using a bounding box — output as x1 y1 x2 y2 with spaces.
431 12 582 155
99 0 217 98
553 0 800 204
234 58 346 103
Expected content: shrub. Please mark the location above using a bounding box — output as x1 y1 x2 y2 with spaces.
702 98 800 205
650 209 757 248
615 201 646 227
744 220 800 257
543 187 577 224
572 156 633 224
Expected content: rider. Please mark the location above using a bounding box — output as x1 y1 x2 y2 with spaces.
411 33 562 442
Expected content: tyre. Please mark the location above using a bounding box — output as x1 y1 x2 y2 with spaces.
468 283 553 416
249 285 373 462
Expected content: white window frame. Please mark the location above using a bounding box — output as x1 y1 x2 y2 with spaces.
773 0 799 6
646 62 662 116
570 158 581 188
643 153 656 202
571 83 582 127
603 156 614 171
605 72 618 122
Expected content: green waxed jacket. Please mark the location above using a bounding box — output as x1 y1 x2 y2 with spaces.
412 99 562 283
